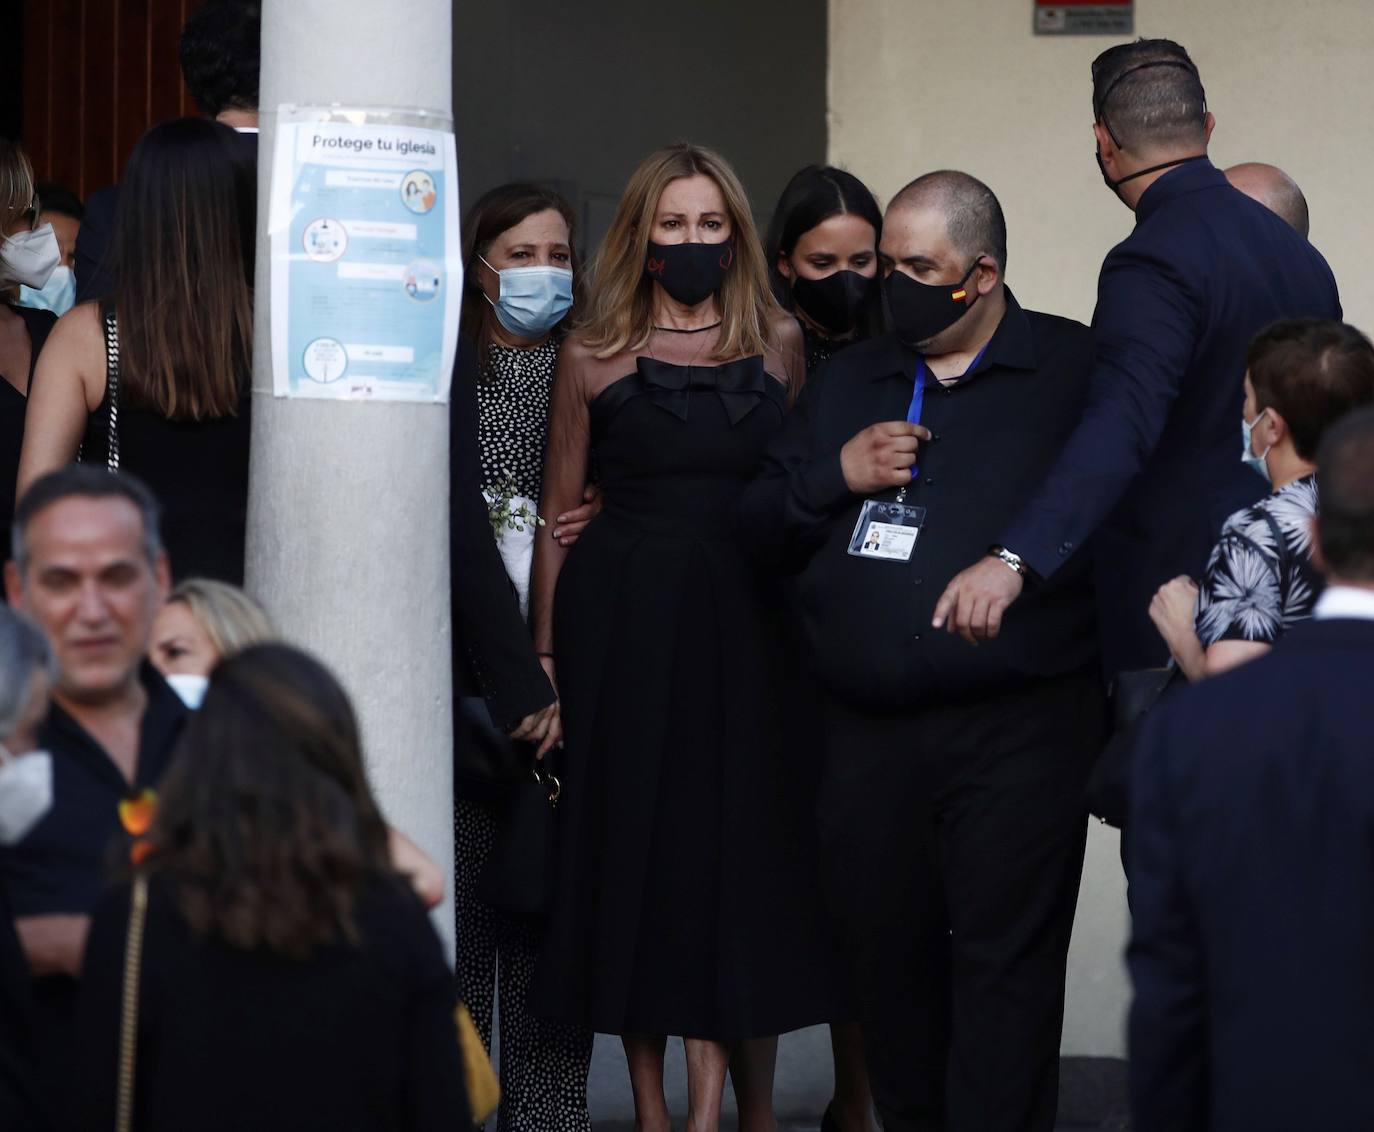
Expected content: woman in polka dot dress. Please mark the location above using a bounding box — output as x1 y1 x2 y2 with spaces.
451 183 599 1132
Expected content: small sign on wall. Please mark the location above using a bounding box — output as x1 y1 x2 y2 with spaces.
1035 0 1134 35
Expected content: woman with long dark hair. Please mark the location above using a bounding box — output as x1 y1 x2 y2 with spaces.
529 143 834 1131
450 182 596 1131
764 165 884 378
763 165 886 1132
74 644 468 1131
17 117 254 584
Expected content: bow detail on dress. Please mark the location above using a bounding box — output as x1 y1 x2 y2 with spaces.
635 355 768 426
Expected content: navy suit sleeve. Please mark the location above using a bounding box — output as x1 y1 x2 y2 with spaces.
738 372 854 571
74 186 120 304
450 341 555 730
1000 244 1201 578
1126 708 1209 1131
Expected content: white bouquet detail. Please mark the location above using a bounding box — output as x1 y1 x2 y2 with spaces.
483 469 545 620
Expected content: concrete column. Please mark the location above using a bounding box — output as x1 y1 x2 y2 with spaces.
248 1 456 954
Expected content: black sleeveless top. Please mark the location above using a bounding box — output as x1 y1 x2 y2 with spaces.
0 303 57 571
81 310 251 584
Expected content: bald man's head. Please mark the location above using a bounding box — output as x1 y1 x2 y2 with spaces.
1225 162 1310 238
888 170 1008 275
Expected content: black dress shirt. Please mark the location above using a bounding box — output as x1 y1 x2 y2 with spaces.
741 291 1098 712
1 664 185 918
0 663 185 1116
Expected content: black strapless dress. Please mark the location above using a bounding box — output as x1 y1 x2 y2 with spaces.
80 391 250 586
533 355 836 1040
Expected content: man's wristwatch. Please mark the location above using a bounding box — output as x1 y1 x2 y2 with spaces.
988 545 1027 577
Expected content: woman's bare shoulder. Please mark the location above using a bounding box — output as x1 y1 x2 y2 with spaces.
38 301 108 404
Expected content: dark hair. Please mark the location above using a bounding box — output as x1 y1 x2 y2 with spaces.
459 182 580 352
890 170 1008 275
1248 320 1374 461
145 644 393 959
111 118 254 420
35 181 83 222
179 0 261 118
12 466 162 575
1316 406 1374 582
764 164 884 332
1091 39 1207 153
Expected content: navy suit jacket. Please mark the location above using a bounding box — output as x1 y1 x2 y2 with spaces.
1000 160 1340 673
1126 616 1374 1132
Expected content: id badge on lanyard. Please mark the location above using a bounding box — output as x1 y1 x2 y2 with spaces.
847 358 931 563
847 498 927 561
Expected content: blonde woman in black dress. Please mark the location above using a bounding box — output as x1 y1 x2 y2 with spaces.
530 143 835 1132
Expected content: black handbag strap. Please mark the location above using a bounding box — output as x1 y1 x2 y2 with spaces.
1257 507 1294 614
100 308 121 472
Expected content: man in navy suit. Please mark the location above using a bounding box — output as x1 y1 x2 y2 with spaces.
1127 406 1374 1131
933 39 1341 676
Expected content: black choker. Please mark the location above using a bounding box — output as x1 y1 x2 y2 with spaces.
652 321 722 334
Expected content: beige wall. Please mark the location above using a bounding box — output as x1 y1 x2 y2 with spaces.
829 0 1371 327
828 0 1374 1058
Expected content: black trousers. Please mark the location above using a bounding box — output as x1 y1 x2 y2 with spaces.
818 672 1105 1132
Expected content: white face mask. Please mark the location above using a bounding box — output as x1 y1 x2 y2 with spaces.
19 263 75 316
0 745 54 846
165 673 210 710
0 223 61 290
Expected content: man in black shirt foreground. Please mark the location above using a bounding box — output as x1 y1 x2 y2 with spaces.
1 467 185 1123
741 171 1103 1132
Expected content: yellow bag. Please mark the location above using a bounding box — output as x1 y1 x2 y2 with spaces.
456 1003 501 1124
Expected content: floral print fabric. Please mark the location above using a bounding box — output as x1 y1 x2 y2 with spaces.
1195 475 1322 646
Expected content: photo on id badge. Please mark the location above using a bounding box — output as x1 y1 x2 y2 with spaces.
847 499 925 562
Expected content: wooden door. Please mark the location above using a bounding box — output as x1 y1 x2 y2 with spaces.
21 0 206 200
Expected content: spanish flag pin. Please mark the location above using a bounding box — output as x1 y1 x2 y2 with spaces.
951 289 967 302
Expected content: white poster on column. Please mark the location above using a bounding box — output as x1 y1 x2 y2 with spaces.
268 105 461 402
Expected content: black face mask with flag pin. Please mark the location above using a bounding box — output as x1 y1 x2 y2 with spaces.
883 260 980 348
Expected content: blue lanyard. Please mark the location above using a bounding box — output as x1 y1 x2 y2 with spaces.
905 345 988 479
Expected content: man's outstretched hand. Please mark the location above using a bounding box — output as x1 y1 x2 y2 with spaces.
932 556 1024 645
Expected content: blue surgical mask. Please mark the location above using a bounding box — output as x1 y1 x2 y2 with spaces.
479 255 573 338
19 264 75 316
1241 408 1272 484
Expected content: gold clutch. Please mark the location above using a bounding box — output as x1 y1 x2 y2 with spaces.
455 1002 501 1124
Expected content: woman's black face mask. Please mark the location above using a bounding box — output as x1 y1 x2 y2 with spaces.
645 239 736 306
791 269 875 337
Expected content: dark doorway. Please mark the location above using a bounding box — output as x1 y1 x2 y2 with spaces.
8 0 206 202
453 0 828 256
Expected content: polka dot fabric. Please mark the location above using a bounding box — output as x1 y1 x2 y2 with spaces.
476 338 559 502
455 798 593 1131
